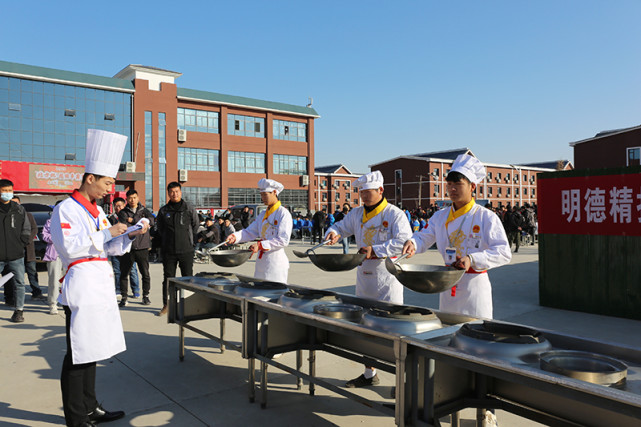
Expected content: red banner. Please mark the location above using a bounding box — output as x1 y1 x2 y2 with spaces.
1 161 84 193
538 172 641 236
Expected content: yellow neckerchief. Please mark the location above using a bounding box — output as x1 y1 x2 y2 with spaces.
445 199 475 227
361 198 388 226
260 201 281 238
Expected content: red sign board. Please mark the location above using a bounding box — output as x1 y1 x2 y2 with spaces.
1 161 84 193
538 172 641 236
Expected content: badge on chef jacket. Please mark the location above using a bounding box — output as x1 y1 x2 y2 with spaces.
445 247 456 265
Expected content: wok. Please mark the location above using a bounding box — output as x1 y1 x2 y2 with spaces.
209 249 253 267
385 255 465 294
308 252 366 272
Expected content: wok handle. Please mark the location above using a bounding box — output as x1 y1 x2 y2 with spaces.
391 253 410 264
306 239 330 254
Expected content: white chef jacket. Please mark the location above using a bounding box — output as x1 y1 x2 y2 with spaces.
411 202 511 318
325 200 412 304
232 203 292 283
51 195 132 364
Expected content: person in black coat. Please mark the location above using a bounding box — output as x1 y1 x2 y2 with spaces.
117 189 155 306
156 182 199 316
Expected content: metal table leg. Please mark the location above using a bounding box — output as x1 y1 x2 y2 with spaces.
260 360 268 409
296 350 302 390
179 288 185 361
248 357 255 403
220 318 226 353
308 350 316 396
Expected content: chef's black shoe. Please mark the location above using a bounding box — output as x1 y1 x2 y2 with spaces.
10 310 24 323
118 298 128 308
88 405 125 424
142 296 151 305
345 373 379 388
32 293 47 301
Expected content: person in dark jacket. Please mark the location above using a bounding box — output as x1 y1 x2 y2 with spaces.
117 189 155 307
196 217 220 250
311 209 327 244
505 206 524 253
11 196 46 301
156 182 199 316
0 179 31 323
240 206 251 229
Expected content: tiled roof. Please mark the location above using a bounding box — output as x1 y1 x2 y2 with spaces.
413 147 472 160
0 60 134 91
518 160 571 170
177 87 319 118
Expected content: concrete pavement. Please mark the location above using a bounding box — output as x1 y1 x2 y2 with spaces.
1 240 640 426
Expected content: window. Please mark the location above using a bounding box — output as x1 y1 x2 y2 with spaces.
532 188 536 196
433 168 439 176
524 188 527 195
487 172 492 179
498 187 502 195
228 188 261 205
628 147 640 166
322 193 327 202
523 174 527 181
178 147 220 171
0 76 131 165
345 193 350 201
228 151 265 173
280 189 308 208
488 187 493 195
353 199 358 204
434 184 440 193
144 111 153 208
158 112 166 206
506 173 510 180
497 172 502 180
273 119 307 142
506 187 511 196
273 154 307 175
227 114 264 138
335 193 340 201
177 108 219 133
182 187 221 207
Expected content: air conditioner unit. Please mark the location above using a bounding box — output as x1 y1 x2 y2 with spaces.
514 177 518 182
300 174 309 186
332 184 338 189
504 177 509 182
433 192 438 196
495 177 500 182
320 184 326 189
125 161 136 173
178 169 188 182
177 129 187 142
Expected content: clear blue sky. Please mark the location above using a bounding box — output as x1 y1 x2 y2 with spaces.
2 1 640 173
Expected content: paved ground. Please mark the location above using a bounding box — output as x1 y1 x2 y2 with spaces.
1 240 640 426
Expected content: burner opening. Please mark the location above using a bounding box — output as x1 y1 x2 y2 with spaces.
284 288 336 300
459 321 546 344
238 282 287 291
369 306 436 319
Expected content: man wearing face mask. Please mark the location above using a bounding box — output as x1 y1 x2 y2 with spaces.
0 179 32 323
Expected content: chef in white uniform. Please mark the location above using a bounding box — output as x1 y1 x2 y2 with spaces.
226 178 292 283
325 170 412 388
402 154 511 319
51 129 149 427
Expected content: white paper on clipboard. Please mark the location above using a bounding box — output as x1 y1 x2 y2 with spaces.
0 273 15 288
121 218 149 238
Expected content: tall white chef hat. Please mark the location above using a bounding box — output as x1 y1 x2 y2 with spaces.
258 178 284 195
85 129 128 178
449 154 486 184
354 170 384 191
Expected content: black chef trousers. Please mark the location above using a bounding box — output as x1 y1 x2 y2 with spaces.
161 251 194 305
61 306 98 427
119 249 151 298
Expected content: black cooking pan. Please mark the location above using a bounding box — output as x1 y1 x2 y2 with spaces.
209 249 253 267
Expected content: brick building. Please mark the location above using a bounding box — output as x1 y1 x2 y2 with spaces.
0 60 319 211
313 164 363 213
370 148 573 209
570 124 641 169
